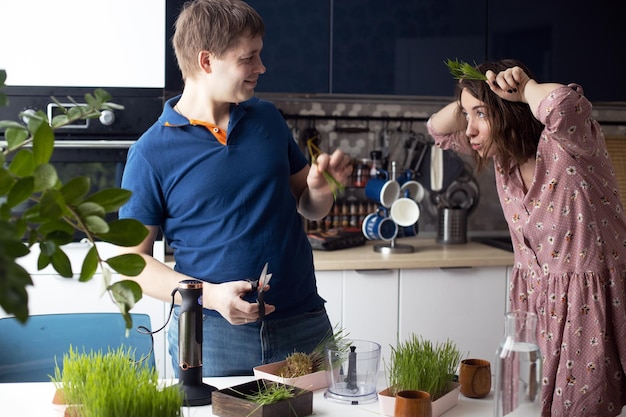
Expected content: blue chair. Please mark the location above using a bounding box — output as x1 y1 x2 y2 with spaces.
0 313 155 383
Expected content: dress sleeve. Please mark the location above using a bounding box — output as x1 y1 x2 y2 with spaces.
535 84 603 155
426 116 473 155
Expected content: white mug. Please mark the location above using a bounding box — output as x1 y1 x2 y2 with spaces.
390 198 420 227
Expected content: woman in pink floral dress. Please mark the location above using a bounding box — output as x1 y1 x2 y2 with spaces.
428 59 626 416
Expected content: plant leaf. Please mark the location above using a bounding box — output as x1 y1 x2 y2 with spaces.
109 279 143 314
60 176 91 204
76 201 106 219
39 189 65 220
79 245 99 282
50 246 73 278
96 218 149 247
84 188 132 213
38 219 74 236
33 163 58 192
0 258 33 323
4 126 29 149
6 176 34 208
0 168 16 195
32 121 55 165
84 215 109 234
106 253 146 276
8 149 35 177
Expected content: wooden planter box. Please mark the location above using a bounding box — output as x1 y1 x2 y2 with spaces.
212 379 313 417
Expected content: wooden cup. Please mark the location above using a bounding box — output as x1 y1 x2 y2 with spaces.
459 358 491 398
394 390 432 417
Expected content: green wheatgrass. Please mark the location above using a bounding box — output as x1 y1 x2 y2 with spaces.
52 345 183 417
384 334 464 401
307 136 345 201
446 58 487 81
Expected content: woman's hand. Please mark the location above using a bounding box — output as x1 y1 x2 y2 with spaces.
485 66 532 103
485 66 564 117
202 280 275 325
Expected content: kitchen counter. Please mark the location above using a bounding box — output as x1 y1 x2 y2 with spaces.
0 376 501 417
165 238 514 271
312 237 514 271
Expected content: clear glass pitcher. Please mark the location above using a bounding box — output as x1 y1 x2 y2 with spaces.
493 311 543 417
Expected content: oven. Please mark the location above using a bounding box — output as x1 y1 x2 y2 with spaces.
0 86 164 240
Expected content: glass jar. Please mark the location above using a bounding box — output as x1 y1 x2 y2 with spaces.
493 311 543 417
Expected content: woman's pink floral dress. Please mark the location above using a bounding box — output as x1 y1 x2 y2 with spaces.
428 85 626 416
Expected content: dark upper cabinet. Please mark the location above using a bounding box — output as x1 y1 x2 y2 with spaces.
245 0 331 94
331 0 486 96
165 0 330 95
247 0 486 96
487 0 626 102
166 1 626 101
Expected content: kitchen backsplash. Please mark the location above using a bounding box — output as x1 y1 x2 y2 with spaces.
261 93 626 237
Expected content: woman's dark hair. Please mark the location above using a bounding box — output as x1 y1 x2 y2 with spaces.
456 59 544 171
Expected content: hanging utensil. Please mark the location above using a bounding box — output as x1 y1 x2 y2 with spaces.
301 120 321 163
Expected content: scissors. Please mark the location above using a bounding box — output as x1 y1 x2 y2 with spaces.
253 262 271 321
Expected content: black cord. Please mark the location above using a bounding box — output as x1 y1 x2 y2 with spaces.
133 288 179 367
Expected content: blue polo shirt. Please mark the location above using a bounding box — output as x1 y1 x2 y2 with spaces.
119 96 323 318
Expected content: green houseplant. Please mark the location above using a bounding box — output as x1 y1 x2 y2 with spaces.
0 69 148 329
52 346 183 417
379 334 464 417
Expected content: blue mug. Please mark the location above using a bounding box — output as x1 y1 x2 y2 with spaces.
365 169 400 208
398 223 419 238
397 170 424 203
362 207 398 241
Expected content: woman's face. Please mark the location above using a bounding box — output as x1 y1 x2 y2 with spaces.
460 88 493 158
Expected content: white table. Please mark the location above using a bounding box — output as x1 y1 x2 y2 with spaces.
0 376 497 417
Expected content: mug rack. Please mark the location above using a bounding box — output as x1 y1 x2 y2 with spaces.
371 161 417 254
374 238 415 254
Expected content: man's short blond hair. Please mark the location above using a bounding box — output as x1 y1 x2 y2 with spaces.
172 0 265 81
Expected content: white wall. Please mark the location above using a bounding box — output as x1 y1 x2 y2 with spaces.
0 1 165 88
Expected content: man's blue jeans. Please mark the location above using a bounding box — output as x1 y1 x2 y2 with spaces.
167 305 333 376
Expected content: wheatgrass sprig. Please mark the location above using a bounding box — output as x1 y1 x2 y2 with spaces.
242 380 296 405
446 58 487 81
307 136 345 200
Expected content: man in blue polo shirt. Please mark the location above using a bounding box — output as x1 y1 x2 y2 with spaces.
118 0 352 376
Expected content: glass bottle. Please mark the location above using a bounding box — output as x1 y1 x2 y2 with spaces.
493 311 543 417
370 150 382 178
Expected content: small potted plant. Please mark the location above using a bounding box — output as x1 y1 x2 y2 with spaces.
379 334 464 417
253 326 349 391
51 346 183 417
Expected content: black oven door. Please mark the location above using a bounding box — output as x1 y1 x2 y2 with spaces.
49 142 129 192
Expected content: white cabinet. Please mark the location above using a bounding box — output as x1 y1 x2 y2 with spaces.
343 270 398 365
316 270 343 330
399 267 508 362
316 269 399 366
317 266 509 367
